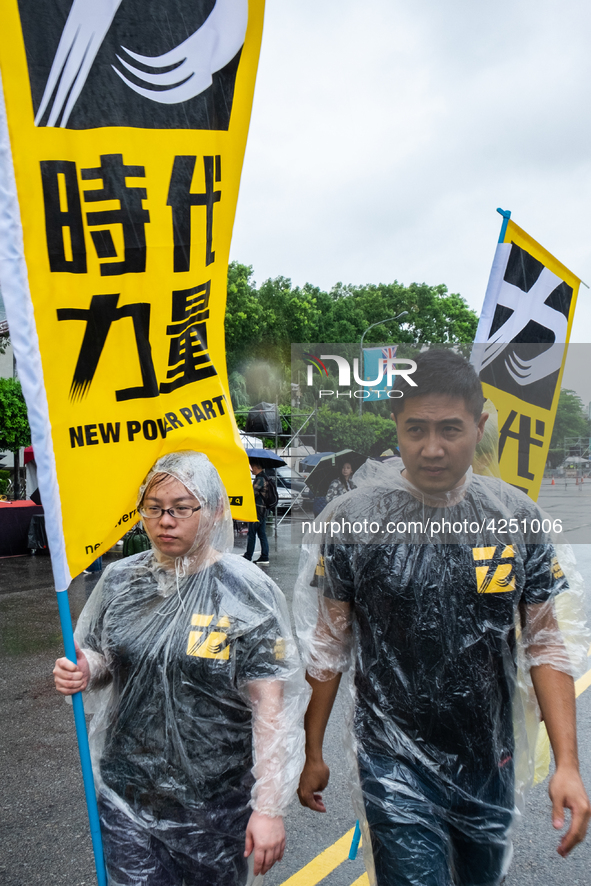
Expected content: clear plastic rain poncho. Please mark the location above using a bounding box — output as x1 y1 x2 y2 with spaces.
294 458 589 886
75 451 309 886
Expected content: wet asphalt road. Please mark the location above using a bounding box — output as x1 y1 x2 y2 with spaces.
1 520 590 886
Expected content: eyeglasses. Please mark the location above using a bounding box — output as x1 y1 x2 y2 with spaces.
139 505 202 519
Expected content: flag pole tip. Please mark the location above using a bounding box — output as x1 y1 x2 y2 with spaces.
496 208 511 219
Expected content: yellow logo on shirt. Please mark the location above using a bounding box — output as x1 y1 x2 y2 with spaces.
472 545 516 593
187 614 231 660
551 557 564 580
273 638 286 661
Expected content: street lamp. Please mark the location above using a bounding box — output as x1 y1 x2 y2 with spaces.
358 312 409 415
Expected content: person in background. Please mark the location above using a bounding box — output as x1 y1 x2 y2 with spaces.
325 462 356 504
244 460 270 565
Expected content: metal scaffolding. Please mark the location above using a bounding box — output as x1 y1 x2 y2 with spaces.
234 404 318 533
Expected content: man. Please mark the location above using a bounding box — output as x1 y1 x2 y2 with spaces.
243 460 270 565
296 349 590 886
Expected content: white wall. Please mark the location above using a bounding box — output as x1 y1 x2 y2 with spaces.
0 338 14 379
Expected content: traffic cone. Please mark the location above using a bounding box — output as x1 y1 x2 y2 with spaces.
551 477 555 485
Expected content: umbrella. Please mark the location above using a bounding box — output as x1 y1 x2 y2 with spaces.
299 451 335 473
245 448 287 470
306 449 366 496
371 447 401 463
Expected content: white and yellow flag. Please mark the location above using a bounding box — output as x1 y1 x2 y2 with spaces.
472 211 580 501
0 0 262 584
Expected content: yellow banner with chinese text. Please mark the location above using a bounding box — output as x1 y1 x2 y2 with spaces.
473 218 580 500
0 0 262 579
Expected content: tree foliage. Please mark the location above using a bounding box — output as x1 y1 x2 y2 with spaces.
223 263 480 452
0 377 31 451
225 264 266 373
224 262 479 378
547 388 590 467
316 407 398 456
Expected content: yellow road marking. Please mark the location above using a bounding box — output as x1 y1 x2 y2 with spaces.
350 875 370 886
575 666 591 698
279 828 356 886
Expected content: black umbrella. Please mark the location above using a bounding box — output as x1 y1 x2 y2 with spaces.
299 451 335 473
306 450 366 496
245 448 287 470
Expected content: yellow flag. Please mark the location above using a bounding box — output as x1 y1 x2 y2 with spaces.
472 213 580 500
0 1 262 585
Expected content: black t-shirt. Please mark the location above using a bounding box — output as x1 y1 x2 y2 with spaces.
322 476 567 779
82 555 289 812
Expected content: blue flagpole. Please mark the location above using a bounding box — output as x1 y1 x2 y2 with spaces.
349 819 361 859
496 207 511 243
56 589 107 886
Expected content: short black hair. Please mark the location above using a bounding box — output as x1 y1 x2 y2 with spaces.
391 348 485 422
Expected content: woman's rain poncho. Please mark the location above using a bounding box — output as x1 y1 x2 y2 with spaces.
294 458 589 886
76 451 309 886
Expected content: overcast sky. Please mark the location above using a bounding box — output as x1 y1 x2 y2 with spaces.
230 0 591 346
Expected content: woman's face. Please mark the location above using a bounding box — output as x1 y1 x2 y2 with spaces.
142 475 203 558
341 462 352 478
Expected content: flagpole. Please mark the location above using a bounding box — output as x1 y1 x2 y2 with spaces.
496 207 511 242
472 208 513 353
1 87 108 882
349 820 362 859
56 589 108 886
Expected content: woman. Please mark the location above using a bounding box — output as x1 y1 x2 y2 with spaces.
54 451 308 886
325 462 356 504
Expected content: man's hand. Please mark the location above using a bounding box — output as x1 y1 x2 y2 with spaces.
297 757 330 812
298 671 342 812
53 641 90 695
549 766 591 857
529 662 590 857
244 811 285 876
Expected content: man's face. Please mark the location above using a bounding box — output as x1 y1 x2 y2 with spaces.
393 394 488 495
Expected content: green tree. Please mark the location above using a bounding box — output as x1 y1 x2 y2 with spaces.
228 371 248 410
0 378 31 499
317 281 478 345
547 388 590 467
256 275 292 344
224 265 480 413
316 407 397 456
225 263 266 372
0 377 30 451
286 284 323 344
225 267 479 369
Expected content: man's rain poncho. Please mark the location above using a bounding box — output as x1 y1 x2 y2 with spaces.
295 458 589 885
75 451 309 885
